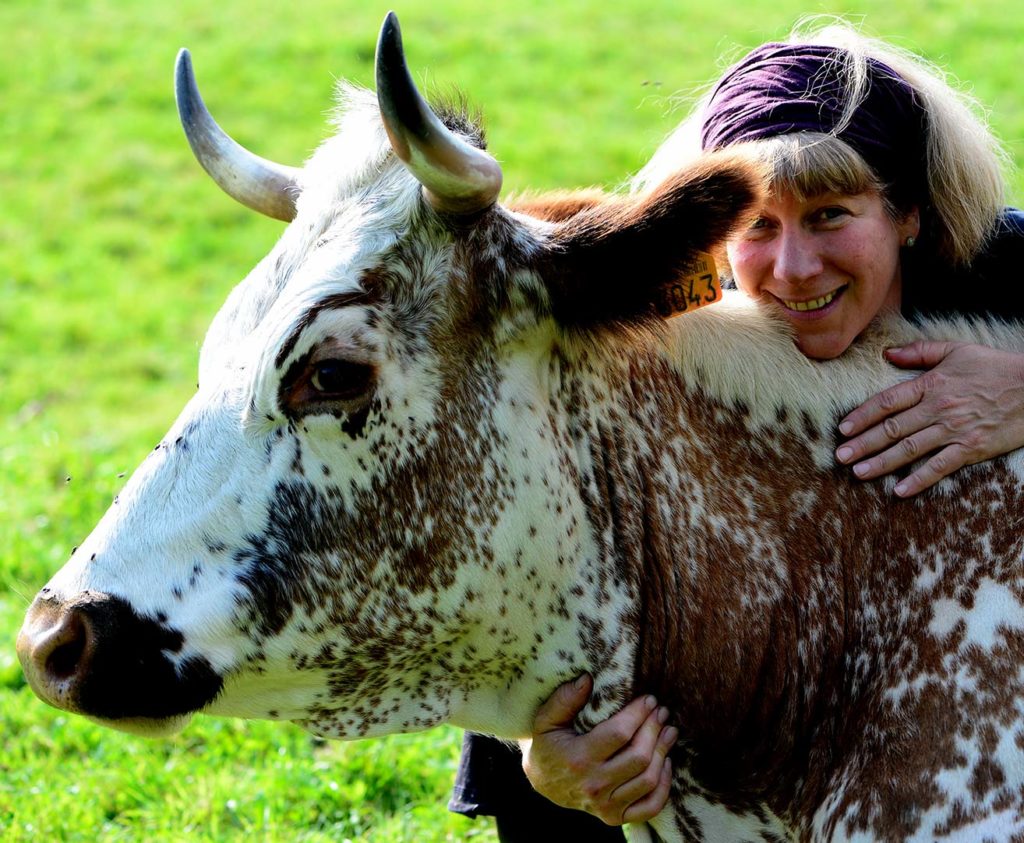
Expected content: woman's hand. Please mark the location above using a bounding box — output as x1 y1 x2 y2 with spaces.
836 341 1024 496
519 675 677 826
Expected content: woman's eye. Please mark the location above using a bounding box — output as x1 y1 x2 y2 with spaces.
309 359 372 397
815 206 849 223
741 216 772 239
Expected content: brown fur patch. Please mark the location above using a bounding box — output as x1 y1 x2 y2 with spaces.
505 188 609 222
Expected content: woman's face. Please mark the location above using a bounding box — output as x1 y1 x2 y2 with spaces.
725 190 919 360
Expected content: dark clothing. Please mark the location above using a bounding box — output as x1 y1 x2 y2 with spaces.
449 207 1024 841
902 208 1024 320
450 732 627 842
448 732 528 818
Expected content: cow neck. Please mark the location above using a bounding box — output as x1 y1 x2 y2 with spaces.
558 335 857 817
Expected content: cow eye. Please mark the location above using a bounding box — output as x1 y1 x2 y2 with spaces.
309 359 373 399
278 350 377 419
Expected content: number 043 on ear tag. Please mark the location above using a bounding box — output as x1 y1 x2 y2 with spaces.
653 251 722 318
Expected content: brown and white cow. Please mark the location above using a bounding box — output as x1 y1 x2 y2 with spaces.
17 13 1024 842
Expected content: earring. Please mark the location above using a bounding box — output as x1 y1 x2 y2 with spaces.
905 236 916 248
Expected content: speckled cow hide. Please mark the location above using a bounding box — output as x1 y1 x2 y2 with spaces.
20 86 1024 842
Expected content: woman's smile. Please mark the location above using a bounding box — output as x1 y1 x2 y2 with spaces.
775 285 847 315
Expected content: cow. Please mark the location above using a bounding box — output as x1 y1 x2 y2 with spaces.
16 12 1024 842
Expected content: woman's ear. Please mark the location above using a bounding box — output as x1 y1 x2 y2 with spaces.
898 205 921 245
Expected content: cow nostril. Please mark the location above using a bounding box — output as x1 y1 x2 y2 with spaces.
17 602 96 707
45 619 87 680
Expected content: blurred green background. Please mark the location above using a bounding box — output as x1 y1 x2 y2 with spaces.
2 0 1021 839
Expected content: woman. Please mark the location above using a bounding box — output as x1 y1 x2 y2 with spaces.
452 20 1024 839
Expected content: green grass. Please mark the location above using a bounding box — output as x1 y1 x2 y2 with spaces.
0 712 488 841
2 0 1022 839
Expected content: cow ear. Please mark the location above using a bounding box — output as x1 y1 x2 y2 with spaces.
540 153 763 327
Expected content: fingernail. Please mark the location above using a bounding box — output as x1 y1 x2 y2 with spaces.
836 446 852 462
645 695 657 709
894 481 908 497
664 726 678 744
574 674 588 690
853 462 869 478
838 420 853 435
657 706 669 724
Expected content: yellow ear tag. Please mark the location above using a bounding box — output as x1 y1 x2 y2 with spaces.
653 251 722 318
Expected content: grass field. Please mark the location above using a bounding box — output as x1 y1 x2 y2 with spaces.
2 0 1022 839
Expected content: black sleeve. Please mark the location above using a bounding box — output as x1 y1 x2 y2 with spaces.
966 208 1024 318
904 207 1024 321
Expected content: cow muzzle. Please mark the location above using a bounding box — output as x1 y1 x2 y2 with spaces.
17 591 224 728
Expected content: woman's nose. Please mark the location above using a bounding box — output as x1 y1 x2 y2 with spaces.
772 227 823 285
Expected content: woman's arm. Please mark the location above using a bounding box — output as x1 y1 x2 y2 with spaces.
836 341 1024 495
520 675 677 826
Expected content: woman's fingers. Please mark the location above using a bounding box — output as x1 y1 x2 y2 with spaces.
838 420 947 479
892 444 972 497
836 344 1024 497
531 673 593 733
585 694 661 760
522 683 678 825
621 758 674 825
599 705 671 787
607 719 677 813
837 404 937 469
837 341 959 442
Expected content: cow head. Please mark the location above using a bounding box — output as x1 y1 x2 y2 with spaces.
17 13 760 740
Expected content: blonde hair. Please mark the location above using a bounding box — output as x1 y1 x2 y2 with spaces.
634 19 1009 266
731 134 883 200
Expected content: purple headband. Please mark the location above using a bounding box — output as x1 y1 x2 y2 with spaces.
701 43 928 204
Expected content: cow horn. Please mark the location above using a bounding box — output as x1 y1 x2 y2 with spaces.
174 49 301 222
375 12 503 214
